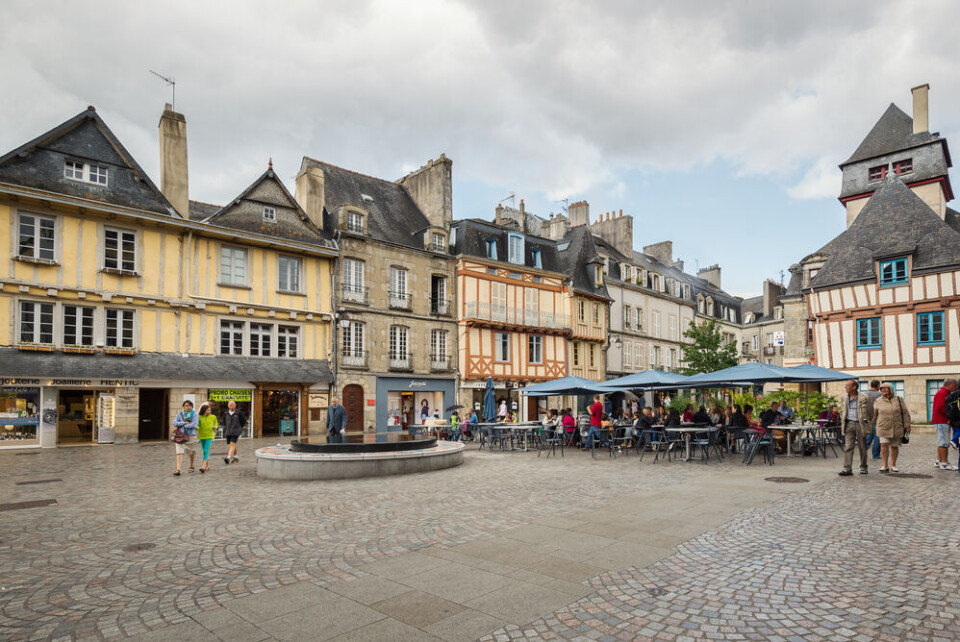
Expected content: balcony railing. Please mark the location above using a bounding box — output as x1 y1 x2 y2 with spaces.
388 354 412 371
430 356 451 372
388 290 411 310
341 349 368 369
341 284 368 304
430 297 450 316
463 302 570 330
763 345 775 356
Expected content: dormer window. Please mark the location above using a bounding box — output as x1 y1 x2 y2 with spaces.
868 165 887 181
622 264 632 281
706 298 714 316
485 239 498 260
64 160 108 185
531 248 542 269
346 210 365 234
507 233 524 265
879 258 908 287
594 264 603 287
893 158 913 175
431 233 446 253
745 313 753 324
697 296 705 314
263 206 276 222
774 307 783 320
807 268 820 286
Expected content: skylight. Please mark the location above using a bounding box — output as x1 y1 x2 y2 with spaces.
361 193 374 203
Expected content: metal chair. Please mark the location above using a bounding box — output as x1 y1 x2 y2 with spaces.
538 426 564 458
638 428 668 462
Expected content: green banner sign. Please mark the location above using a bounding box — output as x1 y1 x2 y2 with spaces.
208 388 252 402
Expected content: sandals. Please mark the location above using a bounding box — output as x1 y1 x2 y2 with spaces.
173 469 181 476
199 463 209 474
188 467 196 474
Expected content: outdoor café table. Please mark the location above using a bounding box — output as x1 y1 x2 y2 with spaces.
664 423 713 462
775 424 809 457
473 423 501 450
513 422 541 451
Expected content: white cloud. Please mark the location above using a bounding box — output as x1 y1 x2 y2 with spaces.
787 156 841 200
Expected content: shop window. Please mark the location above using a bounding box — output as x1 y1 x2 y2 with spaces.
277 326 299 358
63 305 95 347
19 301 54 345
0 388 41 446
917 311 945 346
250 323 272 356
221 246 248 286
495 331 510 362
103 227 137 273
207 389 254 439
105 309 135 348
528 335 543 364
278 255 302 292
17 212 56 261
879 258 908 286
856 317 882 350
220 321 244 355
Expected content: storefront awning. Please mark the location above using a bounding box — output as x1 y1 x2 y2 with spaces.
0 349 333 385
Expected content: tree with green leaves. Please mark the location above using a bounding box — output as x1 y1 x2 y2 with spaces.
678 319 739 376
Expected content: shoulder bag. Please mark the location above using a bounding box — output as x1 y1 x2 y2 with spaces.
897 398 910 445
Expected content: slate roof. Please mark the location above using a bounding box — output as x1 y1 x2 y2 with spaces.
558 226 611 299
809 176 960 289
0 349 333 383
841 104 942 167
203 168 335 248
451 219 562 272
0 107 177 216
784 264 804 297
188 200 221 221
300 158 431 249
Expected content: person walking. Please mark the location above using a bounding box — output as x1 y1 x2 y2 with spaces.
863 379 883 461
931 378 958 470
172 400 199 476
498 399 508 422
584 394 604 449
873 382 911 473
196 403 218 474
839 380 874 476
221 400 247 464
327 396 347 444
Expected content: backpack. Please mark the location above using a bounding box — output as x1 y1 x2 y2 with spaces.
944 390 960 427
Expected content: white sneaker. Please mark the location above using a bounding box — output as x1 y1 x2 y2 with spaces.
935 461 943 468
939 462 956 470
231 456 239 463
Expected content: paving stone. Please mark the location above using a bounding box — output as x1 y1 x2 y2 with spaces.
371 590 465 628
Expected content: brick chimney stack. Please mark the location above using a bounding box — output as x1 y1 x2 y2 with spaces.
912 84 929 134
158 104 189 217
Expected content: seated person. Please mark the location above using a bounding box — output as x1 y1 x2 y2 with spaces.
818 405 840 426
692 405 712 425
779 402 796 423
633 407 658 447
665 408 682 427
681 404 695 423
759 402 783 428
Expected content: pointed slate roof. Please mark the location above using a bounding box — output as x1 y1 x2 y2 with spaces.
0 106 177 216
809 176 960 289
841 103 942 166
203 167 334 248
559 226 611 299
300 158 431 249
451 218 562 272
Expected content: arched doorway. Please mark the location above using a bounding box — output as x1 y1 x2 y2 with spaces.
342 384 364 432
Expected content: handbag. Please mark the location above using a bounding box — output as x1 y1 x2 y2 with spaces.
171 427 188 443
897 397 910 445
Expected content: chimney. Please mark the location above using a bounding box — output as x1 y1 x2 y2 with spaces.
642 240 673 266
673 259 684 273
495 203 503 226
295 165 325 230
762 279 784 317
697 264 721 289
518 199 526 233
397 154 453 231
912 84 929 134
568 200 589 227
158 104 188 217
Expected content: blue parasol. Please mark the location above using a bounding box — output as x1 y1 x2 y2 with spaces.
482 377 497 422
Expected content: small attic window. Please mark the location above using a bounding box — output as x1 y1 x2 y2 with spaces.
485 239 498 260
868 165 887 182
64 160 108 186
361 193 374 203
263 206 276 222
531 248 542 269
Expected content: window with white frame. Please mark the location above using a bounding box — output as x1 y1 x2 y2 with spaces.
524 288 538 325
652 311 661 338
491 282 506 321
652 345 661 367
250 323 273 357
19 301 54 345
346 210 364 233
342 321 365 357
485 239 498 260
63 305 94 347
220 246 248 286
431 233 445 252
589 344 596 368
572 342 580 366
528 335 543 364
577 300 585 322
697 296 705 314
531 248 542 269
592 303 600 325
669 315 677 341
277 325 299 358
389 267 409 308
623 340 632 368
669 348 677 368
766 332 774 347
636 308 643 332
220 321 244 355
624 305 632 329
389 326 408 360
64 160 108 185
752 335 760 351
278 255 302 292
103 228 137 272
495 332 510 361
706 298 714 316
18 213 56 261
105 309 134 348
508 233 524 265
622 264 632 282
431 329 448 360
262 206 276 222
343 258 365 296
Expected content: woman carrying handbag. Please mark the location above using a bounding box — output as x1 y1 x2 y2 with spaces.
872 382 911 473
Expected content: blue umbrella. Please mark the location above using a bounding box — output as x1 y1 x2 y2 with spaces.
482 377 497 422
598 370 690 391
670 362 797 389
520 376 608 397
784 364 857 382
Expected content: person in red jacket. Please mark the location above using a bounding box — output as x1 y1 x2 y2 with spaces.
584 394 604 449
931 379 958 470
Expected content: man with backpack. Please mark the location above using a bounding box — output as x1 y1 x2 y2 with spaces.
932 379 958 471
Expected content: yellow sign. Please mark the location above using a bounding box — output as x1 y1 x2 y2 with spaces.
208 389 253 402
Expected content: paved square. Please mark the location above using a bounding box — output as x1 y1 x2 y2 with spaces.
1 434 958 641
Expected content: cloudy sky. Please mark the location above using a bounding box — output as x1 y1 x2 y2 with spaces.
2 1 958 295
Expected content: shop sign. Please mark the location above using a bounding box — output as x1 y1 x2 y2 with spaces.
1 378 41 386
42 379 139 387
0 386 41 393
408 380 428 389
308 392 328 408
773 331 785 346
100 379 140 387
208 388 253 402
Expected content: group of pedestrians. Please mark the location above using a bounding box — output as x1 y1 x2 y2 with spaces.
838 379 912 475
171 399 247 476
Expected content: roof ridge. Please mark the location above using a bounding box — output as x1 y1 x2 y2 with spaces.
302 155 401 187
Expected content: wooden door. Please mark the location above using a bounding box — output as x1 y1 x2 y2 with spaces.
343 385 364 432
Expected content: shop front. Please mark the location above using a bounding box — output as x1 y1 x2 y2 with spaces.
376 375 455 432
0 384 42 448
207 388 254 439
462 379 534 421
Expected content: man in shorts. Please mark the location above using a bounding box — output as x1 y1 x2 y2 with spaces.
931 378 957 471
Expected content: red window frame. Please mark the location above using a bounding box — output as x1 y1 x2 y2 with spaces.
868 165 887 181
893 158 913 175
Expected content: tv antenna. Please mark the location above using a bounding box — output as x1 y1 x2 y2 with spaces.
149 70 176 109
554 197 569 213
498 192 515 206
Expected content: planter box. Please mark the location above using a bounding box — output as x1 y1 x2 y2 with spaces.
62 347 97 355
104 348 136 356
18 344 55 352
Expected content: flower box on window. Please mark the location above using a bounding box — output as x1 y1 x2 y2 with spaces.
62 345 97 355
18 343 55 352
104 347 136 356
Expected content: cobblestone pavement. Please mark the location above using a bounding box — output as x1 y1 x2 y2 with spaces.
0 434 957 641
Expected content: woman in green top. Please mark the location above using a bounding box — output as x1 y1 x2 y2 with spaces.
197 403 219 473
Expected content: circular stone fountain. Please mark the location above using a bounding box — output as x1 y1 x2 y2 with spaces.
255 432 465 480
